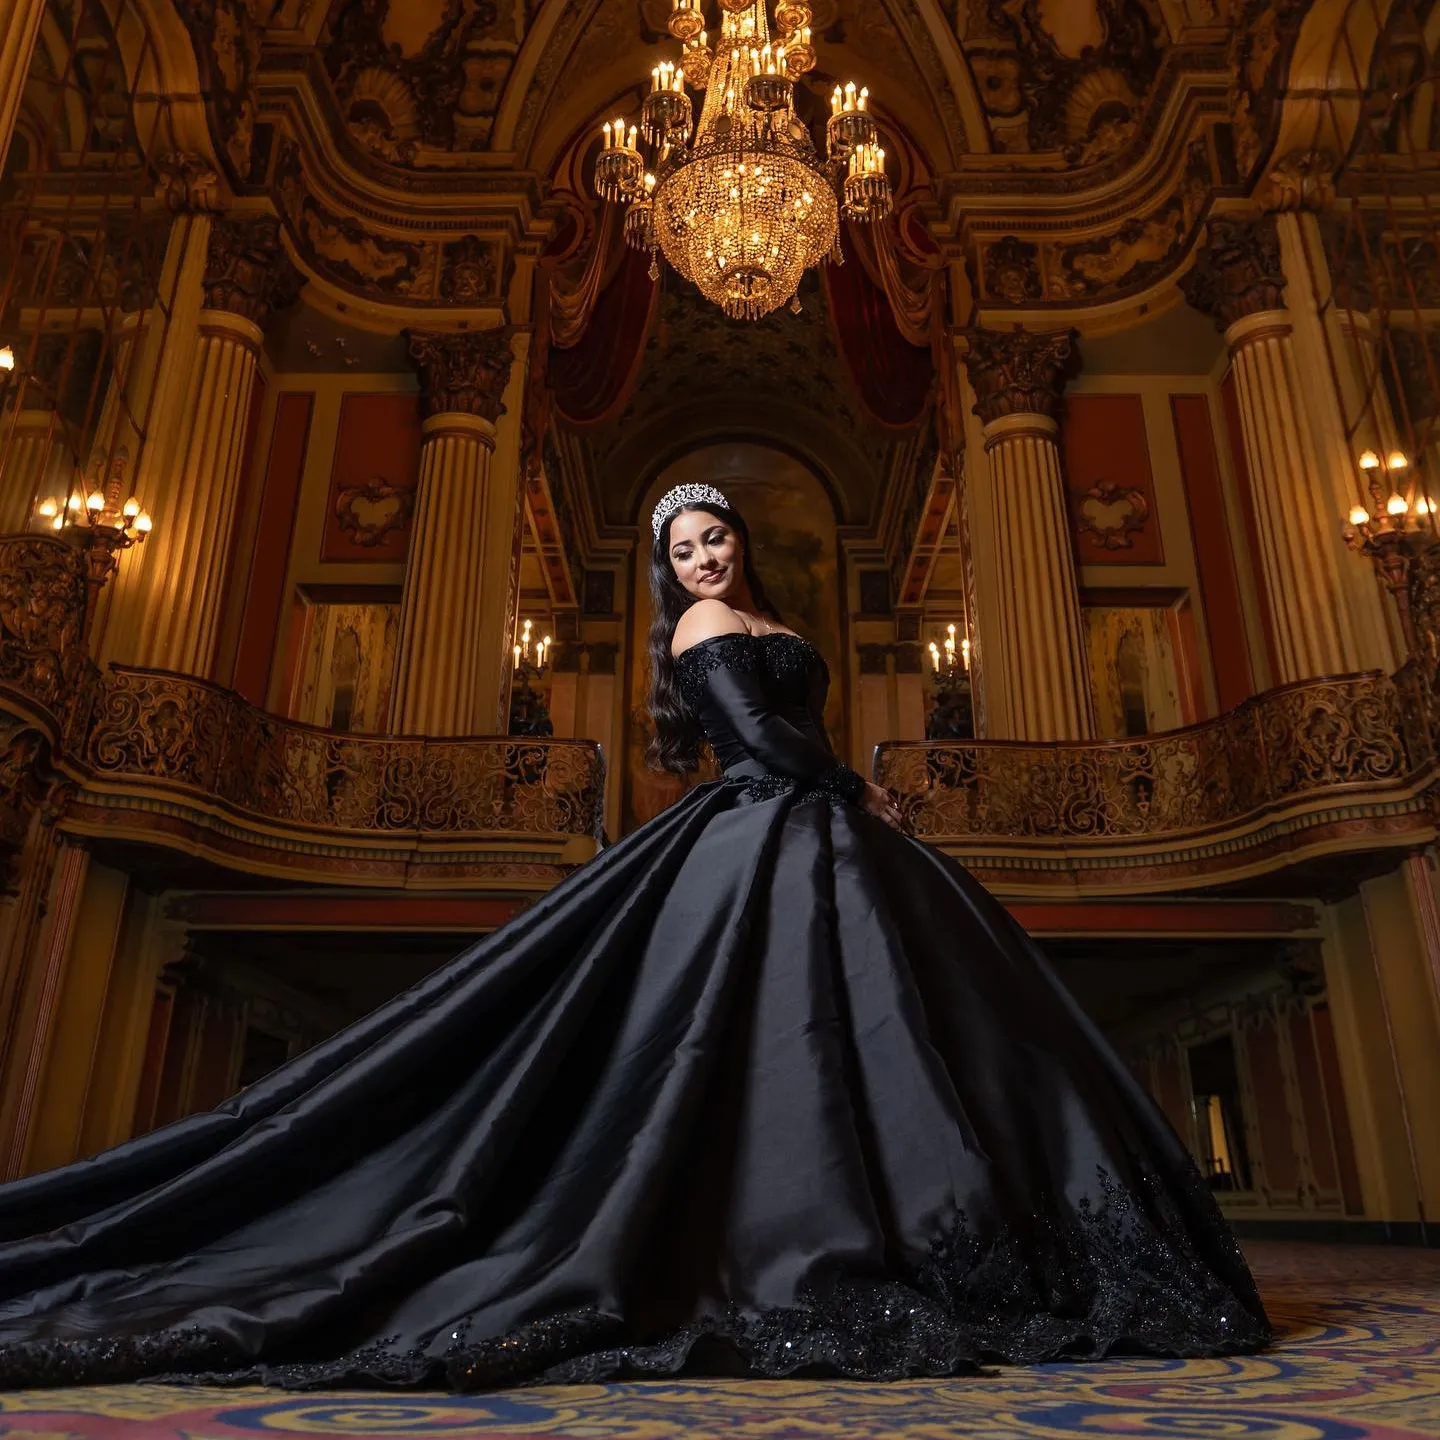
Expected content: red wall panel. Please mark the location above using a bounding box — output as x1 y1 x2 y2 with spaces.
233 392 313 707
1172 393 1254 710
1062 393 1164 565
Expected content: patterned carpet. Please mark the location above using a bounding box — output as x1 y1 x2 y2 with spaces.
0 1243 1436 1439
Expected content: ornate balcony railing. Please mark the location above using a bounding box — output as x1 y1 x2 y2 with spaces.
2 532 1438 892
0 535 604 885
79 669 605 841
875 673 1415 843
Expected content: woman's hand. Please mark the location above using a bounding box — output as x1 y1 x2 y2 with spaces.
861 781 904 831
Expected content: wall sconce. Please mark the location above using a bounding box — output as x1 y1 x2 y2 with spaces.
1341 448 1437 653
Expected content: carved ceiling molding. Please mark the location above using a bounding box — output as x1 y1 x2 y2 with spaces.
132 0 1375 316
266 132 520 317
959 0 1167 162
967 135 1214 313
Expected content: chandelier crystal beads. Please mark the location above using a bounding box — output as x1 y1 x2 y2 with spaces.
595 0 891 321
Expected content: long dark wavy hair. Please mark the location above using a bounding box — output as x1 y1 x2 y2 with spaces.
646 500 782 773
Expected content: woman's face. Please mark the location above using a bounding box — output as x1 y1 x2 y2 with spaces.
668 507 743 602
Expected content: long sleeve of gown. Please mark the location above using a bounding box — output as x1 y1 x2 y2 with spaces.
689 641 867 803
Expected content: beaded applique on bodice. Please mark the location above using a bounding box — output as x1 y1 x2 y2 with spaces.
672 632 863 804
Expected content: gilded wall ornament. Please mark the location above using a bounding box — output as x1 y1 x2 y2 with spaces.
440 236 500 304
333 476 414 548
1180 214 1287 330
961 327 1081 424
1076 480 1151 551
983 237 1043 304
407 328 515 420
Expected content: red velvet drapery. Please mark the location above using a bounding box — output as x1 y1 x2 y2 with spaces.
821 223 935 430
546 244 657 429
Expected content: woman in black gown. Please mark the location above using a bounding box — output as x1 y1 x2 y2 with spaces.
0 484 1270 1390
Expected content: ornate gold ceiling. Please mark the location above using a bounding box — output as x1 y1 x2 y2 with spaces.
26 0 1339 328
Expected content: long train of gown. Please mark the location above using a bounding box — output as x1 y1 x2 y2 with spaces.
0 632 1269 1389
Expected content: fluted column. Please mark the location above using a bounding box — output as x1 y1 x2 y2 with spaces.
95 161 217 664
390 329 515 736
0 0 45 178
119 218 300 675
0 411 62 534
1182 215 1387 683
962 328 1095 741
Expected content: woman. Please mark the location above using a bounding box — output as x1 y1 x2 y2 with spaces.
0 485 1270 1390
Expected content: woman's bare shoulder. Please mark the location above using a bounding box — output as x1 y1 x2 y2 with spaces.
671 600 749 658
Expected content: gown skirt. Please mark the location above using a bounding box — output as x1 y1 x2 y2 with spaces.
0 769 1270 1390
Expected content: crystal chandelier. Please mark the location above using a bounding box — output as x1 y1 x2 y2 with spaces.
593 0 892 321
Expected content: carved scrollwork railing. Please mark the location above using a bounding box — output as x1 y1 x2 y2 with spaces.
0 536 605 862
875 673 1417 844
79 669 605 842
0 536 91 726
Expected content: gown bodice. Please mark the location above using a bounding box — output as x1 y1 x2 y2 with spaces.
673 632 865 803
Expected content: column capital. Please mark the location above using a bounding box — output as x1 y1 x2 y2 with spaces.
202 217 304 330
961 327 1080 425
1180 214 1287 330
406 328 515 422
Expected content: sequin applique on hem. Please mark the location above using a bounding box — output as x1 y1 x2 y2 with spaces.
0 1167 1270 1393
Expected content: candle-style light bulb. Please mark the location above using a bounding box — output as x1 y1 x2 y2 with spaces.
603 120 612 147
514 644 522 669
831 85 842 115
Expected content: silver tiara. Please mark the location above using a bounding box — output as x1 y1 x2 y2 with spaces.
651 483 731 538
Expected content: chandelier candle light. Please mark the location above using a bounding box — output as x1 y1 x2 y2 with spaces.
594 0 892 320
928 623 970 675
513 617 552 674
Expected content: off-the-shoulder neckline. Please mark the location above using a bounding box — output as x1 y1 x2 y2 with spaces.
673 631 818 663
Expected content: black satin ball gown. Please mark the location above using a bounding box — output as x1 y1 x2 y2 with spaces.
0 631 1270 1390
